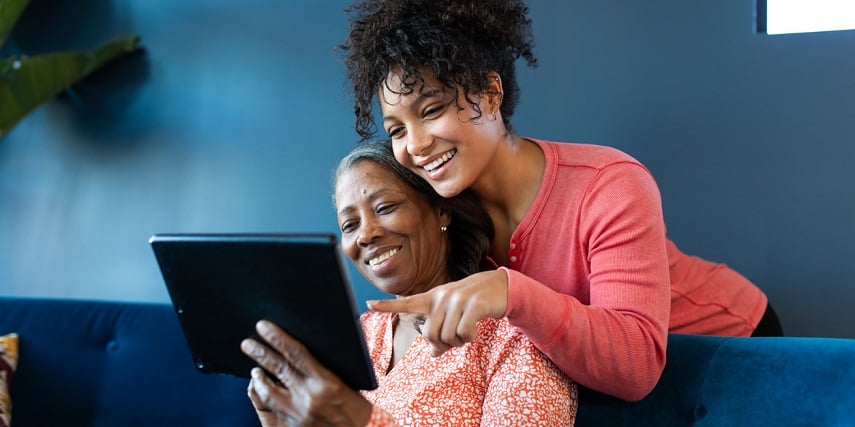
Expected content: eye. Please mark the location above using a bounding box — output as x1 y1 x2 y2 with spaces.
340 219 358 233
376 202 398 215
423 103 446 119
387 126 404 139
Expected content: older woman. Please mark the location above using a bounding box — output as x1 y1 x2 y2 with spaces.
240 141 577 426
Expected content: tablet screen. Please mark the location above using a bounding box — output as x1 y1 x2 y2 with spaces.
149 233 378 391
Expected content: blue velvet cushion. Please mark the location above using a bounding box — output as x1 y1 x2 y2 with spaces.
0 298 259 427
699 336 855 426
576 334 855 427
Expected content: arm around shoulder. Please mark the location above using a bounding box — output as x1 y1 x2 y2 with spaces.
503 162 671 401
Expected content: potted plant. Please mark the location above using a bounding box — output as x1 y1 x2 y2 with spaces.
0 0 141 140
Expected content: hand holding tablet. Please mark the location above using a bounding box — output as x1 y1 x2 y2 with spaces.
149 233 378 391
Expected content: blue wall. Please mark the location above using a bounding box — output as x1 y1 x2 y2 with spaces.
1 0 853 337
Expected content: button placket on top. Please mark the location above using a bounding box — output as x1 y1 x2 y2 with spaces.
508 242 518 264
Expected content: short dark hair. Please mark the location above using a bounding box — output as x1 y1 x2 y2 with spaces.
339 0 537 141
333 140 494 280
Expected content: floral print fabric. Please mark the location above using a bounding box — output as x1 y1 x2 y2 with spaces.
360 313 577 426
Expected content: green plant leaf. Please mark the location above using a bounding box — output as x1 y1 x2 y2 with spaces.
0 34 141 139
0 0 31 48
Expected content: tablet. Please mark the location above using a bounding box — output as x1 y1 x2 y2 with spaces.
149 233 378 391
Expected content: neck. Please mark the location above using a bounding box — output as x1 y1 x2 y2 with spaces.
397 313 425 333
471 135 544 225
389 312 423 369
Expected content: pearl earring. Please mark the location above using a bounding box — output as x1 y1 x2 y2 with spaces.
440 225 447 232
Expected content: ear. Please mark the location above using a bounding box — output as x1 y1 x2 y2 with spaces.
485 71 504 107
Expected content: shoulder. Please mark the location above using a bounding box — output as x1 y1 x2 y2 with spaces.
471 319 572 387
528 138 645 170
471 317 537 356
360 311 392 337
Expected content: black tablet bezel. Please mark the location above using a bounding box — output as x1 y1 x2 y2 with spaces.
149 233 378 391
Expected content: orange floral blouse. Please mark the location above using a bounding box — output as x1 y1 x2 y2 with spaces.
360 312 578 426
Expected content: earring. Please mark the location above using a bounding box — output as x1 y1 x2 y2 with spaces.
490 99 501 121
440 225 447 232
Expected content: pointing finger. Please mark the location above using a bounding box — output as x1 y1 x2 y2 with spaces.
367 293 432 315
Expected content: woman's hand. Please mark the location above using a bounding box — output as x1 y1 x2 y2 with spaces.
367 269 509 356
241 320 374 427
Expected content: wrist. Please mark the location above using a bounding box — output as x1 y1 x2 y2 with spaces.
496 267 511 318
491 268 510 318
350 395 374 426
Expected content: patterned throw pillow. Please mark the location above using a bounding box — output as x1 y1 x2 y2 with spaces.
0 333 18 427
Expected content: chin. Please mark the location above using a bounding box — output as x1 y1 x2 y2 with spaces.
373 281 405 297
435 183 465 198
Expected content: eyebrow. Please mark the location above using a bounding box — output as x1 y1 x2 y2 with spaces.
336 187 400 218
381 88 445 123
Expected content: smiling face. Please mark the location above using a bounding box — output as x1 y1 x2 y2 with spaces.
335 160 451 296
380 69 506 198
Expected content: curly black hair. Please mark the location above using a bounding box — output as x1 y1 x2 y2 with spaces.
339 0 537 141
333 140 495 282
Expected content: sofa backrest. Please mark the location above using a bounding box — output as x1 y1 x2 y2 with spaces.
0 297 258 427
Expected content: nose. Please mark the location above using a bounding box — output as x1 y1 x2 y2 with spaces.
357 219 383 247
406 126 433 157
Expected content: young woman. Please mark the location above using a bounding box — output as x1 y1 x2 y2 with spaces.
340 0 782 402
240 141 577 426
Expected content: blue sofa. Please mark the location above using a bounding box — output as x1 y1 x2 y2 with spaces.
1 296 854 426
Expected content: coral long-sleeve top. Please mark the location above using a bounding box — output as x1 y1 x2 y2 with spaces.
502 139 767 401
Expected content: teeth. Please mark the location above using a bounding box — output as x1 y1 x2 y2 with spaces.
423 149 457 172
368 248 399 266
